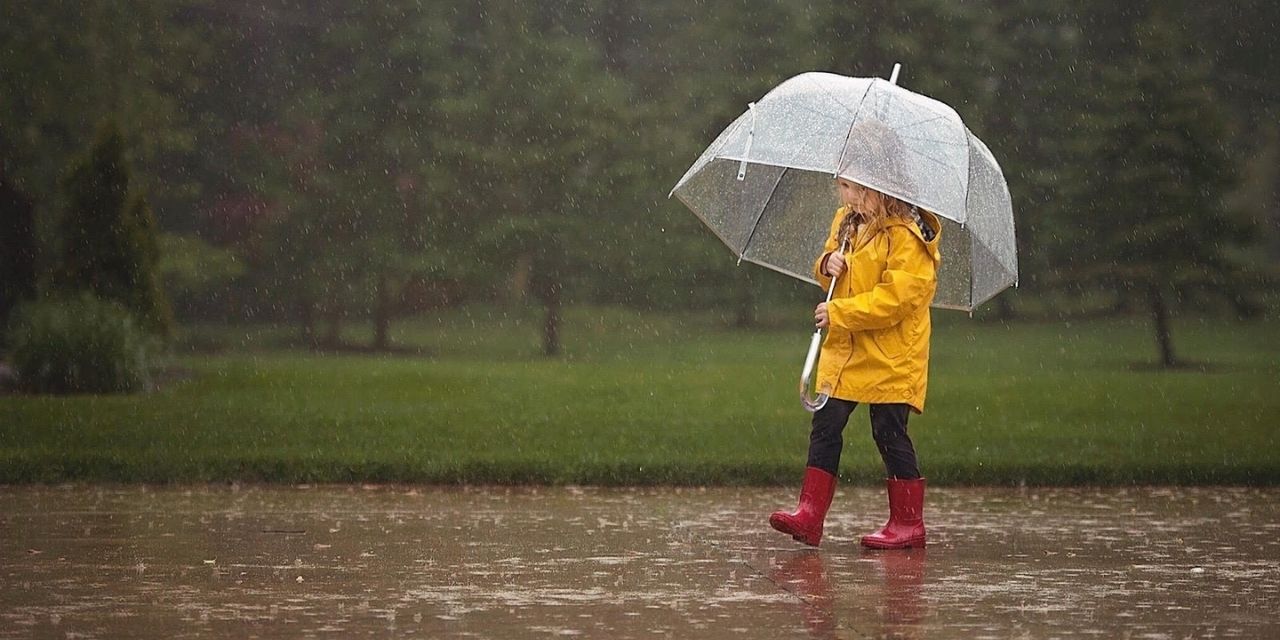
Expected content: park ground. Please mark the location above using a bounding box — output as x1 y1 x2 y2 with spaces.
1 306 1277 486
2 484 1278 638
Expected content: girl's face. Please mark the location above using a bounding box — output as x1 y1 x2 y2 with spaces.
836 179 868 210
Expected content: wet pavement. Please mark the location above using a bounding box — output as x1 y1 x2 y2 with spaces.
1 485 1278 638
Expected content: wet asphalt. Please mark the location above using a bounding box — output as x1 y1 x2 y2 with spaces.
2 485 1278 638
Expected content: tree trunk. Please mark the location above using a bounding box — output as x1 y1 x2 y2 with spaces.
324 306 342 349
542 283 561 357
510 251 533 303
373 271 391 351
299 295 318 349
0 168 37 329
734 278 755 329
1148 282 1176 367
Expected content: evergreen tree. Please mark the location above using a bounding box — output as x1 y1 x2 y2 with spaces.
122 193 174 337
1074 9 1247 366
0 1 211 220
0 163 38 342
245 0 462 350
591 1 823 319
948 2 1086 319
436 2 629 356
56 121 173 337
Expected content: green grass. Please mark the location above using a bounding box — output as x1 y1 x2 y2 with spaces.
2 306 1278 485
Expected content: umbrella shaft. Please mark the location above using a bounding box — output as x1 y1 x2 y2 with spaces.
823 239 847 304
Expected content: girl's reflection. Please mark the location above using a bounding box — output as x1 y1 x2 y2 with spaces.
769 551 837 638
870 548 927 631
768 549 927 638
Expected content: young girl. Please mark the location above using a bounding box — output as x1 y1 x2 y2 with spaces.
769 177 941 549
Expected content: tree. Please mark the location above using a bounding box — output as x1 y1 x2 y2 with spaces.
234 1 467 350
435 2 630 356
311 1 456 351
56 121 173 337
0 163 38 343
1073 9 1249 366
0 1 210 217
1228 123 1280 266
936 1 1087 320
578 0 825 320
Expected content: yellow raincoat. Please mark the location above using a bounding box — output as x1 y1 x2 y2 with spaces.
813 206 942 413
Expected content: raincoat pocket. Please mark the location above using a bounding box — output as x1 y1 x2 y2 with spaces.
870 324 907 360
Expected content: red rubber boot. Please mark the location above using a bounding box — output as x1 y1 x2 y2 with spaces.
769 467 837 546
860 478 927 549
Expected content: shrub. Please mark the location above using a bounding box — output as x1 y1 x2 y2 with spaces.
7 293 153 394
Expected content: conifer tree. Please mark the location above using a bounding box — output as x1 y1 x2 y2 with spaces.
1074 9 1247 366
436 2 629 356
57 121 173 337
0 164 38 341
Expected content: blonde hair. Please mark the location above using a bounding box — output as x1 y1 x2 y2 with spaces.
836 182 914 246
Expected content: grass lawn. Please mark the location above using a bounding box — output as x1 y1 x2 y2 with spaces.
1 306 1277 485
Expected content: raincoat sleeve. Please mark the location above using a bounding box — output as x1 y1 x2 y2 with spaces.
827 226 936 331
812 211 844 290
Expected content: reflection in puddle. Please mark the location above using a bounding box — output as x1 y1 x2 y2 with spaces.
765 547 929 639
769 551 838 638
1 486 1278 638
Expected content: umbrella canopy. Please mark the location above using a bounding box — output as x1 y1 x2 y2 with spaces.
670 71 1017 311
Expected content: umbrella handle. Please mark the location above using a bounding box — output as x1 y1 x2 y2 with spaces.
800 329 829 412
801 241 846 412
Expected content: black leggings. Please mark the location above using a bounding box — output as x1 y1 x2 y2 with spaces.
806 398 920 479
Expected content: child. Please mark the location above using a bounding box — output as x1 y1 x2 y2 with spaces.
770 177 941 549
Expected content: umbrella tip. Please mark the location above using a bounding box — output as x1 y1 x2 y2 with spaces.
889 63 902 85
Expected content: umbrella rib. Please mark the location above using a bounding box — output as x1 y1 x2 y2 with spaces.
740 253 819 286
903 145 963 172
834 84 875 176
893 112 953 132
898 141 968 177
968 231 1019 275
671 118 748 196
964 147 978 309
888 145 967 194
673 187 756 257
737 168 789 264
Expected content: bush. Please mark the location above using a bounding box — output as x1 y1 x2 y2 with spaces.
7 293 154 394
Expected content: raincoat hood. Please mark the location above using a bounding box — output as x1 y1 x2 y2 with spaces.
880 209 942 264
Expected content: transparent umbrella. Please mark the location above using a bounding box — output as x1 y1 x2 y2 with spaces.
670 65 1017 411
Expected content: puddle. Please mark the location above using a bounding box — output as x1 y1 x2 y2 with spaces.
1 485 1277 638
